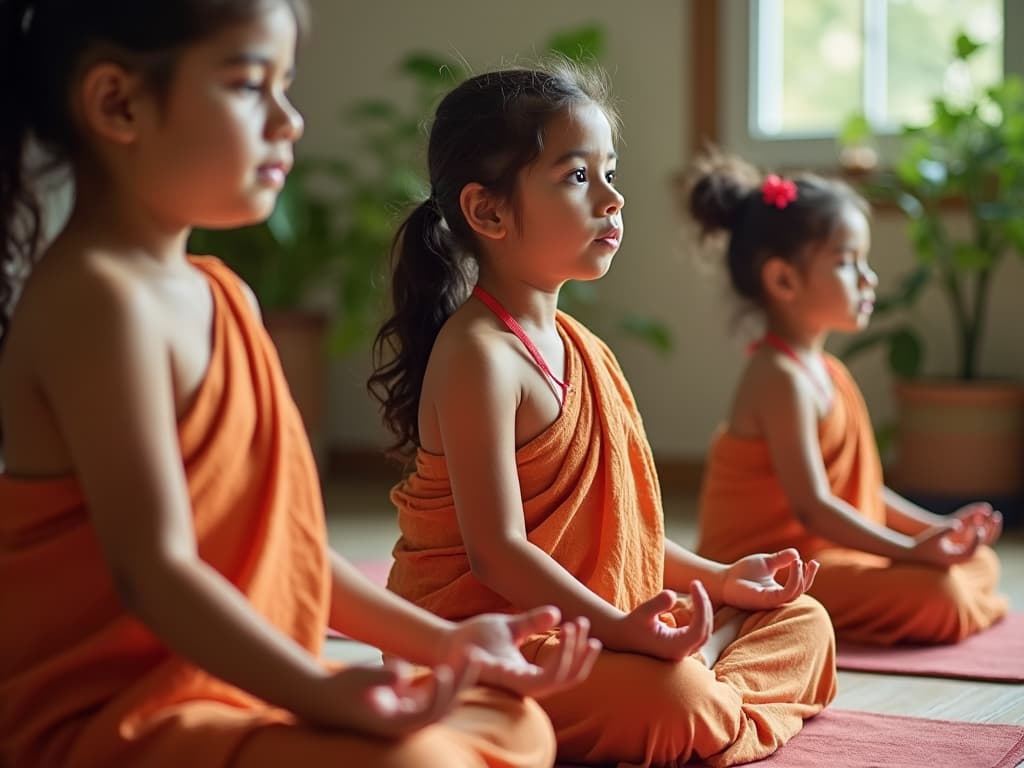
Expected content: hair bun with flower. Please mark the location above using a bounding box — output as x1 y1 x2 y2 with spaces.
761 173 797 209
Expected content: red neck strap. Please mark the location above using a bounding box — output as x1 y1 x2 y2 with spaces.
472 285 570 402
750 332 833 405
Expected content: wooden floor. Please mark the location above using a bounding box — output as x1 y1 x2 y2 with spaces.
323 477 1024 729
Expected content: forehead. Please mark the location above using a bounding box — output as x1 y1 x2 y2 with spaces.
539 101 615 157
177 2 298 67
831 203 870 243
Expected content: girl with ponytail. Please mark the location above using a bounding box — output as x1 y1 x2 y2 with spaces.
0 5 595 766
376 65 837 767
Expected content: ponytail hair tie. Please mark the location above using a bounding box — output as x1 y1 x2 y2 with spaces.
761 174 797 209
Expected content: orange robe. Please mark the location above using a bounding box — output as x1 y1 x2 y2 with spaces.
0 257 553 768
389 312 836 768
697 354 1008 646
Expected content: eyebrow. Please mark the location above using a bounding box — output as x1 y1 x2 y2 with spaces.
220 51 294 71
551 149 618 166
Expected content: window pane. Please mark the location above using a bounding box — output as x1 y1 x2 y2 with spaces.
753 0 1004 138
756 0 863 136
885 0 1003 128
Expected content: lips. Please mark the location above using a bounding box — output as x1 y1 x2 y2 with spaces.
595 227 622 248
257 159 292 187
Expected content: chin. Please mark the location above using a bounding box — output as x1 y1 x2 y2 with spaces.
195 203 274 231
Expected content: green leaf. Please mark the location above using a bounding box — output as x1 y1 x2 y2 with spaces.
399 53 465 85
557 280 599 309
838 112 872 148
545 23 605 62
873 264 931 314
266 203 297 248
838 329 892 362
888 328 924 378
348 99 399 122
954 32 982 61
619 315 673 355
952 242 992 269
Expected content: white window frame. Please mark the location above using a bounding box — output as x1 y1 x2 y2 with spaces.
718 0 1024 168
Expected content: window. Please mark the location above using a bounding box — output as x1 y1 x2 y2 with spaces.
714 0 1018 167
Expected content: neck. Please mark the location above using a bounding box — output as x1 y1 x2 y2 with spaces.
474 266 561 332
763 312 828 354
62 170 191 265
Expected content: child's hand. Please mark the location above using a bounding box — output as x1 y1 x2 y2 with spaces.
307 657 480 737
911 523 982 567
952 502 1002 546
607 581 713 662
442 606 600 698
720 549 819 610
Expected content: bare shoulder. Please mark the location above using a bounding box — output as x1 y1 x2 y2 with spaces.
14 246 159 361
428 304 521 392
729 348 813 436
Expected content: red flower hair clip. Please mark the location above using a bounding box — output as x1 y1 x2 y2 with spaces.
761 174 797 209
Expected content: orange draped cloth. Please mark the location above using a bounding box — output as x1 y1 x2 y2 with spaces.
0 257 552 768
389 313 836 768
697 355 1007 645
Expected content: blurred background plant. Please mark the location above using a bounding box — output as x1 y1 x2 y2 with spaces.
189 23 672 357
838 32 1024 381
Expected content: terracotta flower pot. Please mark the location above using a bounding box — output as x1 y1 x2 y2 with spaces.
891 378 1024 498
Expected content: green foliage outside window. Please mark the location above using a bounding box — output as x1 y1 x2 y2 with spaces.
841 32 1024 381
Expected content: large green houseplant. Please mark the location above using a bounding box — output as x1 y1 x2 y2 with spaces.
842 33 1024 506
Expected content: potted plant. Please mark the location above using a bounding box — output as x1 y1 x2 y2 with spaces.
842 33 1024 510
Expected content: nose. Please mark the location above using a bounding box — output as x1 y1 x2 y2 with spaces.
860 262 878 288
269 94 305 142
600 184 624 216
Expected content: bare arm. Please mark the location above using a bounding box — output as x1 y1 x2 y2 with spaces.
663 540 726 601
758 363 915 558
327 550 454 664
883 486 949 534
757 362 978 565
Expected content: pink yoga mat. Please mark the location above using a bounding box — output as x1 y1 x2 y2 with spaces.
687 709 1024 768
554 709 1024 767
836 613 1024 683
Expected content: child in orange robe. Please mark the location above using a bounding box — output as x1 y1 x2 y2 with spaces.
371 66 837 767
685 154 1007 645
0 4 599 766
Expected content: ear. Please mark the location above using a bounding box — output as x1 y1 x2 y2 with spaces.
77 62 149 145
459 182 509 241
761 256 801 303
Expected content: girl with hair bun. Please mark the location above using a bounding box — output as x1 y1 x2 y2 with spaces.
688 153 1007 646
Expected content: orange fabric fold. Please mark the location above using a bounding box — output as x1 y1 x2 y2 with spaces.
697 355 1007 645
0 257 330 767
389 312 667 620
0 258 555 768
389 313 836 767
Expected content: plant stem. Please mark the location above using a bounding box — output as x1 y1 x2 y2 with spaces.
965 263 992 380
932 212 972 378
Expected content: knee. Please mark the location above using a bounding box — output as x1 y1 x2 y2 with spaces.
628 659 743 765
766 594 836 650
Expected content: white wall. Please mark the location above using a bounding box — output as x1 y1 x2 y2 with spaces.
292 1 1024 462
